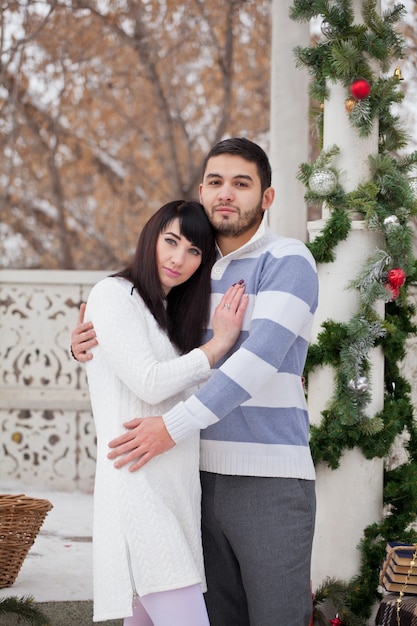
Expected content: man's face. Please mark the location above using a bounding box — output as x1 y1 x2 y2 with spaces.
199 154 273 248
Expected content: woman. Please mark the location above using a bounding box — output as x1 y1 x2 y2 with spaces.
84 200 247 626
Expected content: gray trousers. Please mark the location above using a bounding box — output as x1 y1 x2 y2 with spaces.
201 472 316 626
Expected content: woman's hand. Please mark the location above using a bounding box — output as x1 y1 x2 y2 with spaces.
200 282 248 366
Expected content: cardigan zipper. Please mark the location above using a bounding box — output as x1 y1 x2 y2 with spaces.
125 538 139 608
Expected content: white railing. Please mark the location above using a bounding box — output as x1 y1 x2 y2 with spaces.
1 270 416 494
0 269 107 493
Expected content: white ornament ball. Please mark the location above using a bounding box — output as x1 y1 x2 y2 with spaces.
348 376 369 393
409 178 417 200
321 21 335 37
308 169 338 196
384 215 400 230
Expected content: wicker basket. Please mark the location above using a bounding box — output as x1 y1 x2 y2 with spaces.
0 494 53 589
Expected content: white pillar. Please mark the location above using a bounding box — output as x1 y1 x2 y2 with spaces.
307 0 384 590
308 222 385 587
269 0 310 241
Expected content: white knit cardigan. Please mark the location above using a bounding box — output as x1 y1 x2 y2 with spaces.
85 277 212 622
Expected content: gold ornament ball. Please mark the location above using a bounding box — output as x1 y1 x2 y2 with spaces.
345 97 356 113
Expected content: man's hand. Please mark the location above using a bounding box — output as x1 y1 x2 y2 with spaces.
107 417 175 471
71 303 98 362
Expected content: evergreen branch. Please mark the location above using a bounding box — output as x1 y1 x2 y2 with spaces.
313 577 368 626
306 207 351 263
349 98 374 136
0 596 51 625
349 249 392 307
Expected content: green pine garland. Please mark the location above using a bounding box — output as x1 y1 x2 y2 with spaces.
290 0 417 622
290 0 407 137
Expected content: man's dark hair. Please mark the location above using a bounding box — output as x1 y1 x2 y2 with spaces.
202 137 272 193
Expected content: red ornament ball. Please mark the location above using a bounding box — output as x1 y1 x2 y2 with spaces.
330 618 344 626
350 78 371 100
387 268 406 289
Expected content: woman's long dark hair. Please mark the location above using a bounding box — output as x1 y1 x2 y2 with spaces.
114 200 216 354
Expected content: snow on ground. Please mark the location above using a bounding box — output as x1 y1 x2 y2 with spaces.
0 481 93 602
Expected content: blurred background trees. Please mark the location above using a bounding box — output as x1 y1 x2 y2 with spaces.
0 1 415 269
0 0 271 269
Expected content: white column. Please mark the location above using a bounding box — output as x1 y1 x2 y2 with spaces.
269 0 310 241
308 222 385 587
307 0 384 589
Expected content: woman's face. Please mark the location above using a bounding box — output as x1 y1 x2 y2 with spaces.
156 218 203 295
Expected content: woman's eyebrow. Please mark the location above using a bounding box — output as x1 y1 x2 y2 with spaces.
164 231 181 240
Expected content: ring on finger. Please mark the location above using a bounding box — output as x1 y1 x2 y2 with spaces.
224 303 231 309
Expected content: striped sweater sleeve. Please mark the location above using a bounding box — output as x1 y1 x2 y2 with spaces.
163 240 318 442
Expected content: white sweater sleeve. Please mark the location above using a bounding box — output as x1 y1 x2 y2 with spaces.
85 277 211 405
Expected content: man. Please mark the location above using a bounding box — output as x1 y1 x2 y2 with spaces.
72 137 318 625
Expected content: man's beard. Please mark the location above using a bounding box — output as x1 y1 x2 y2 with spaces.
210 201 263 237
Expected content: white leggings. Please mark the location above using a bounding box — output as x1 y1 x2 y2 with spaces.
123 584 210 626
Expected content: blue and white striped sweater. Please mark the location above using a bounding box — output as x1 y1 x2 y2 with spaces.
163 217 318 479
